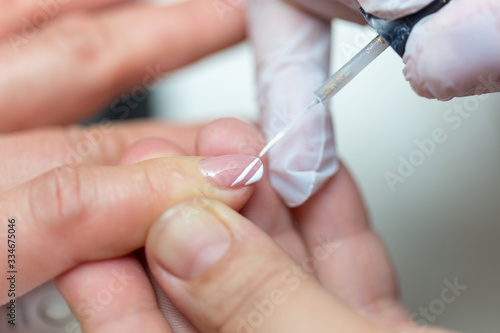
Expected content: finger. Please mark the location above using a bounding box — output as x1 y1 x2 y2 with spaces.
54 255 172 333
123 138 198 332
146 199 385 333
403 0 500 100
358 0 433 20
0 0 246 130
196 118 264 158
289 0 366 22
0 121 201 192
0 153 263 303
295 164 458 333
0 0 126 38
120 137 188 165
196 118 307 260
249 0 338 207
295 163 407 326
54 139 185 333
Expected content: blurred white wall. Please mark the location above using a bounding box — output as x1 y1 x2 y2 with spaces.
152 16 500 333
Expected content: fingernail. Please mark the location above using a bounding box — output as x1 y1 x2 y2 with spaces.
199 155 264 188
152 205 231 280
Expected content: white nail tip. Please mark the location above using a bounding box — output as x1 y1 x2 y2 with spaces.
245 165 264 186
231 158 262 187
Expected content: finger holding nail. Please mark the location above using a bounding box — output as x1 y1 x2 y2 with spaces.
0 153 262 304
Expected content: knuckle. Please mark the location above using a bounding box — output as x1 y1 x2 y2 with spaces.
45 11 109 64
29 164 88 231
138 162 165 202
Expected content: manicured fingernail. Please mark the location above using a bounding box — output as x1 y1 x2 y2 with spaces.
199 155 264 188
152 205 231 280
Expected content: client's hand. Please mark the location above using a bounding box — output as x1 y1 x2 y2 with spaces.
0 0 245 131
0 120 264 332
143 119 457 332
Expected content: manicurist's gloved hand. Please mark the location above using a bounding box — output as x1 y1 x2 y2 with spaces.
249 0 500 206
248 0 340 208
356 0 500 99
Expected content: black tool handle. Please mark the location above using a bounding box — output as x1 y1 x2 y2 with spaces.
361 0 451 57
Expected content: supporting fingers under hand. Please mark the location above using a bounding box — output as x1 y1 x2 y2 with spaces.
295 164 406 326
146 199 386 333
54 255 172 333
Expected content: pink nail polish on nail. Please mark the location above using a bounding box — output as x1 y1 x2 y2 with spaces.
199 155 264 188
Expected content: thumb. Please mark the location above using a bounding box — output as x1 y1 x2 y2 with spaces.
248 0 338 207
145 200 384 333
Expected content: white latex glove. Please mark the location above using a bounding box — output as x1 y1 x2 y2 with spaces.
248 0 339 208
284 0 500 100
402 0 500 100
250 0 500 206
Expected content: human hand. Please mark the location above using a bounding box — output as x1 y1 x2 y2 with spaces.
0 0 245 131
0 1 249 330
248 0 499 207
356 0 500 100
0 119 268 332
142 118 458 333
254 0 500 100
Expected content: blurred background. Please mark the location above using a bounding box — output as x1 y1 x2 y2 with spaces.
152 18 500 332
